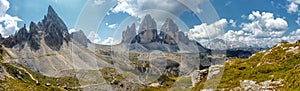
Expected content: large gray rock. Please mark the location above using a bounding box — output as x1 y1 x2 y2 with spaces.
136 14 159 44
138 14 157 33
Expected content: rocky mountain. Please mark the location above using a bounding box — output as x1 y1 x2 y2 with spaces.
0 6 208 90
122 14 209 53
2 6 71 51
0 5 115 78
2 5 297 91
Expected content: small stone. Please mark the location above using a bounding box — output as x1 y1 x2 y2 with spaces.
45 83 51 86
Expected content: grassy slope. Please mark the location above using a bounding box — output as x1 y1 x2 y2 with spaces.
193 41 300 90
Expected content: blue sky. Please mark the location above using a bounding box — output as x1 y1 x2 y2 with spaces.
1 0 300 47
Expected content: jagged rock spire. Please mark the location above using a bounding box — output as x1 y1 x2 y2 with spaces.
47 5 58 17
122 23 137 43
161 18 179 33
138 14 157 33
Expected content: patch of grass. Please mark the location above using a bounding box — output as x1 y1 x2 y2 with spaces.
215 42 300 90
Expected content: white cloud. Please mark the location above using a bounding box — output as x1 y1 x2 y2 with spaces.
287 2 298 13
0 0 22 38
0 0 9 16
108 24 117 29
190 11 292 48
287 0 300 25
87 31 101 44
101 37 118 45
229 19 236 27
111 0 190 17
241 11 288 38
280 29 300 43
111 0 206 31
291 29 300 35
225 11 288 47
188 18 227 39
0 14 22 38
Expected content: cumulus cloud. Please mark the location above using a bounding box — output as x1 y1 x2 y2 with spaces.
278 29 300 43
241 11 288 38
288 2 298 13
0 0 22 38
0 0 9 16
291 29 300 35
112 0 189 17
287 0 300 25
189 11 292 48
229 19 236 27
223 11 288 47
188 18 227 39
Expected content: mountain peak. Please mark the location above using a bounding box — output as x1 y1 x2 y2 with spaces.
138 14 157 33
161 18 179 33
47 5 57 17
122 23 137 43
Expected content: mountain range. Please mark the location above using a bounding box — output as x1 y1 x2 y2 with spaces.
1 5 297 91
0 6 216 90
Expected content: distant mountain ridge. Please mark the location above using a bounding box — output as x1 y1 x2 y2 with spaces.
122 14 209 53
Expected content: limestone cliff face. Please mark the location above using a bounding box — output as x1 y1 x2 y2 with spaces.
137 15 159 44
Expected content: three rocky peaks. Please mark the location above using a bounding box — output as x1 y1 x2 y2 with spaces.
122 14 208 52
